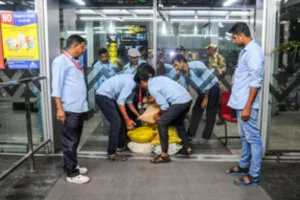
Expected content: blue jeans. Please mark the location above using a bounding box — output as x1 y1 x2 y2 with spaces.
237 109 262 177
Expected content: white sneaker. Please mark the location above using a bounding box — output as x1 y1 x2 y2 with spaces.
66 175 90 184
76 165 88 174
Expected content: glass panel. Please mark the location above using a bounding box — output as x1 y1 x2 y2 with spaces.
267 0 300 152
155 2 256 155
0 0 44 153
60 5 154 152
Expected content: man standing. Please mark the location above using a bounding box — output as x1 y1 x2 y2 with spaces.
225 22 264 186
206 43 227 125
120 48 145 74
134 70 192 163
172 55 220 144
175 45 186 56
92 48 118 90
51 35 89 184
95 74 140 161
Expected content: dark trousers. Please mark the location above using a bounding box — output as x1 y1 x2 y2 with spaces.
95 95 126 155
188 83 220 140
61 112 85 177
157 101 192 153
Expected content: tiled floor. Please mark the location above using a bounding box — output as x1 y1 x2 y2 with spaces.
1 155 300 200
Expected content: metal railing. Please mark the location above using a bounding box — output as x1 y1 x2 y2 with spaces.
0 76 50 181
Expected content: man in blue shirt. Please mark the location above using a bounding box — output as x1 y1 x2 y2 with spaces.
92 48 118 90
225 22 264 187
134 68 192 163
172 55 220 143
119 48 145 74
51 35 89 184
95 74 140 161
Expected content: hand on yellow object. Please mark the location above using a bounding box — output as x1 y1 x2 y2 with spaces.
126 119 136 130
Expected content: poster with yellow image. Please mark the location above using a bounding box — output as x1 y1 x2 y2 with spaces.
0 12 39 69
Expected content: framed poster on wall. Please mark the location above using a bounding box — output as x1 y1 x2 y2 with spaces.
0 12 39 69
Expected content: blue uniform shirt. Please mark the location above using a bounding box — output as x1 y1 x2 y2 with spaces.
92 60 117 90
96 74 136 105
51 52 88 113
228 40 264 110
148 76 192 111
119 59 146 74
184 61 218 94
164 63 188 89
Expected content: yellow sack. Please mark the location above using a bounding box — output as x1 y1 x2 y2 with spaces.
127 126 156 143
151 126 182 145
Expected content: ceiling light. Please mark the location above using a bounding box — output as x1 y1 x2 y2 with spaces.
170 18 209 22
223 0 236 7
74 0 85 6
80 17 124 21
0 1 6 5
75 9 97 14
180 34 218 37
218 22 224 28
219 37 224 40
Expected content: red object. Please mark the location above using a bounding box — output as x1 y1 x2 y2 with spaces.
139 86 142 104
63 52 84 72
0 12 13 25
219 90 237 123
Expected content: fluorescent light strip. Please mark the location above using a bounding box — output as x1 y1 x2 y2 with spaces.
223 0 236 7
75 9 96 14
170 19 209 22
74 0 85 6
180 34 218 37
0 1 6 5
80 17 124 21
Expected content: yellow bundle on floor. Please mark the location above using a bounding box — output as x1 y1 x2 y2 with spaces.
151 126 182 145
127 126 157 143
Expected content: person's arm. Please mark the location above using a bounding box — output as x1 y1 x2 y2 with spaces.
201 90 209 109
92 62 100 90
218 55 227 74
149 87 169 121
51 59 67 123
241 51 264 121
125 92 140 118
117 85 137 129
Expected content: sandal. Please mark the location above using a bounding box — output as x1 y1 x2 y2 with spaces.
233 174 260 187
150 155 171 164
226 166 249 175
107 154 128 162
179 147 192 155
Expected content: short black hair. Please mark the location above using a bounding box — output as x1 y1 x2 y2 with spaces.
134 71 151 84
172 54 187 64
139 46 146 52
229 22 251 37
98 48 108 55
66 35 86 48
156 61 166 75
137 63 155 76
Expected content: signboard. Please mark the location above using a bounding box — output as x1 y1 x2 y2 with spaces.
121 25 147 41
0 21 4 69
0 12 39 69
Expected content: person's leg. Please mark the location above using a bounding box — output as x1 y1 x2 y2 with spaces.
152 104 188 163
202 84 220 140
173 103 192 151
95 95 122 156
236 110 251 170
243 109 262 178
61 112 83 177
187 94 205 138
